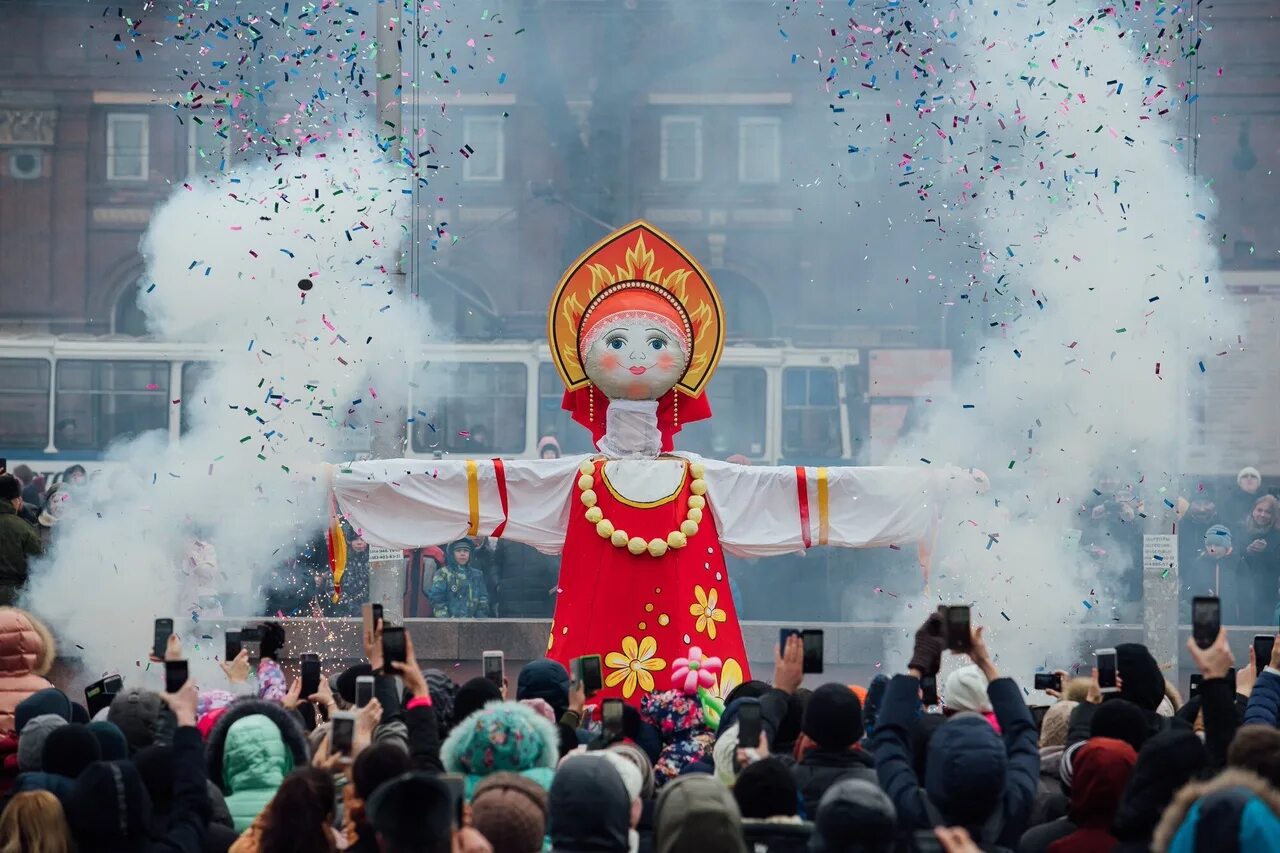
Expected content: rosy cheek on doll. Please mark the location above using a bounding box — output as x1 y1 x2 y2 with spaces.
600 353 622 370
656 352 676 371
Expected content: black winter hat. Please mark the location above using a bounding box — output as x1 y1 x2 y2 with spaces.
106 688 172 755
1116 644 1165 712
548 756 631 852
810 778 897 853
334 663 374 705
42 724 102 779
366 771 453 848
67 760 153 850
16 688 72 732
452 677 503 730
1091 698 1150 752
802 683 864 750
87 721 128 761
516 658 570 715
69 702 90 724
733 757 798 819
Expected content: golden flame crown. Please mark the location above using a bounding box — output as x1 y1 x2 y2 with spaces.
547 221 725 397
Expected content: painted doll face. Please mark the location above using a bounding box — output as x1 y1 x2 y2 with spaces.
583 317 689 400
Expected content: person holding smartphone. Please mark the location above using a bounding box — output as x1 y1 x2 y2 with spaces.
869 612 1039 850
1184 626 1248 769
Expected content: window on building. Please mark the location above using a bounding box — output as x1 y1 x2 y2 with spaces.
106 113 149 181
738 117 781 184
677 367 768 459
179 362 214 435
187 118 229 175
0 360 51 450
410 362 527 455
462 115 505 181
660 116 702 182
782 367 842 459
54 360 169 450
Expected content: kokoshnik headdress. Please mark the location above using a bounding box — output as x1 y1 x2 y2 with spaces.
547 221 725 452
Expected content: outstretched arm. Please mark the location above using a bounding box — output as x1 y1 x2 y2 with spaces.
699 457 984 557
331 456 583 551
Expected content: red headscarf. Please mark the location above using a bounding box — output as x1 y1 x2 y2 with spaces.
1049 736 1138 853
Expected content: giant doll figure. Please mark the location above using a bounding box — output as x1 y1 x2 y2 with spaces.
332 222 985 703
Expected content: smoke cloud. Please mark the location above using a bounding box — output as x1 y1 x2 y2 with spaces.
26 145 425 679
885 1 1236 673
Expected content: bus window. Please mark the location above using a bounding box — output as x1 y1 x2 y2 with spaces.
179 362 213 435
0 359 51 449
410 362 527 455
536 363 596 456
678 367 767 459
54 360 169 450
782 367 841 459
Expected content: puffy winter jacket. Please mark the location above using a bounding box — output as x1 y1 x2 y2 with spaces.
205 700 308 833
871 674 1039 849
1244 669 1280 727
0 607 56 734
788 748 877 819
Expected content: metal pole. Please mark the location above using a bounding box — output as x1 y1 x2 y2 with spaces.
369 0 407 622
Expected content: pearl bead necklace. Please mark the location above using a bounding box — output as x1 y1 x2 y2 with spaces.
578 458 707 557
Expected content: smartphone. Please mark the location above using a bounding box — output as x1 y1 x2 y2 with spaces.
921 674 939 706
1034 672 1063 692
1189 673 1202 698
737 701 762 749
164 659 188 694
84 674 124 717
240 626 262 660
482 650 504 689
1192 597 1221 650
571 655 604 697
153 618 174 660
361 602 384 638
779 628 801 653
300 653 321 698
355 675 375 709
330 711 356 755
1254 635 1275 673
801 629 824 674
602 698 624 741
1096 648 1119 694
225 631 242 662
943 605 972 653
441 773 466 829
381 626 406 674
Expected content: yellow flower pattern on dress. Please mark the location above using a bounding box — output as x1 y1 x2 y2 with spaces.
713 658 744 700
689 585 727 640
605 635 667 699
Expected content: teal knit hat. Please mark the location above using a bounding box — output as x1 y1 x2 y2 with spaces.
440 700 560 799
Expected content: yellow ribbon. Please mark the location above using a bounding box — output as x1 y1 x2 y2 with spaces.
465 459 480 536
817 467 829 546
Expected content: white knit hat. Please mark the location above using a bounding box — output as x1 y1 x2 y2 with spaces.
1238 466 1262 483
943 664 992 713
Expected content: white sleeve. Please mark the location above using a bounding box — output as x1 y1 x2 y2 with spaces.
699 457 954 558
332 455 583 553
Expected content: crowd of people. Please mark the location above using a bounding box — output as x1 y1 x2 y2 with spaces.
0 595 1273 851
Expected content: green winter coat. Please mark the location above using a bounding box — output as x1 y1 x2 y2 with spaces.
221 714 294 831
0 503 41 596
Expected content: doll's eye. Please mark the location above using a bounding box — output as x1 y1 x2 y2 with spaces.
608 338 625 350
649 338 665 351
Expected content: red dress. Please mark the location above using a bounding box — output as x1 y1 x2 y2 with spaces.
546 458 750 703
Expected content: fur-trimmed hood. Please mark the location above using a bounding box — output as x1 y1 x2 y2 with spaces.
204 698 309 795
440 700 560 799
1153 768 1280 853
0 607 58 734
